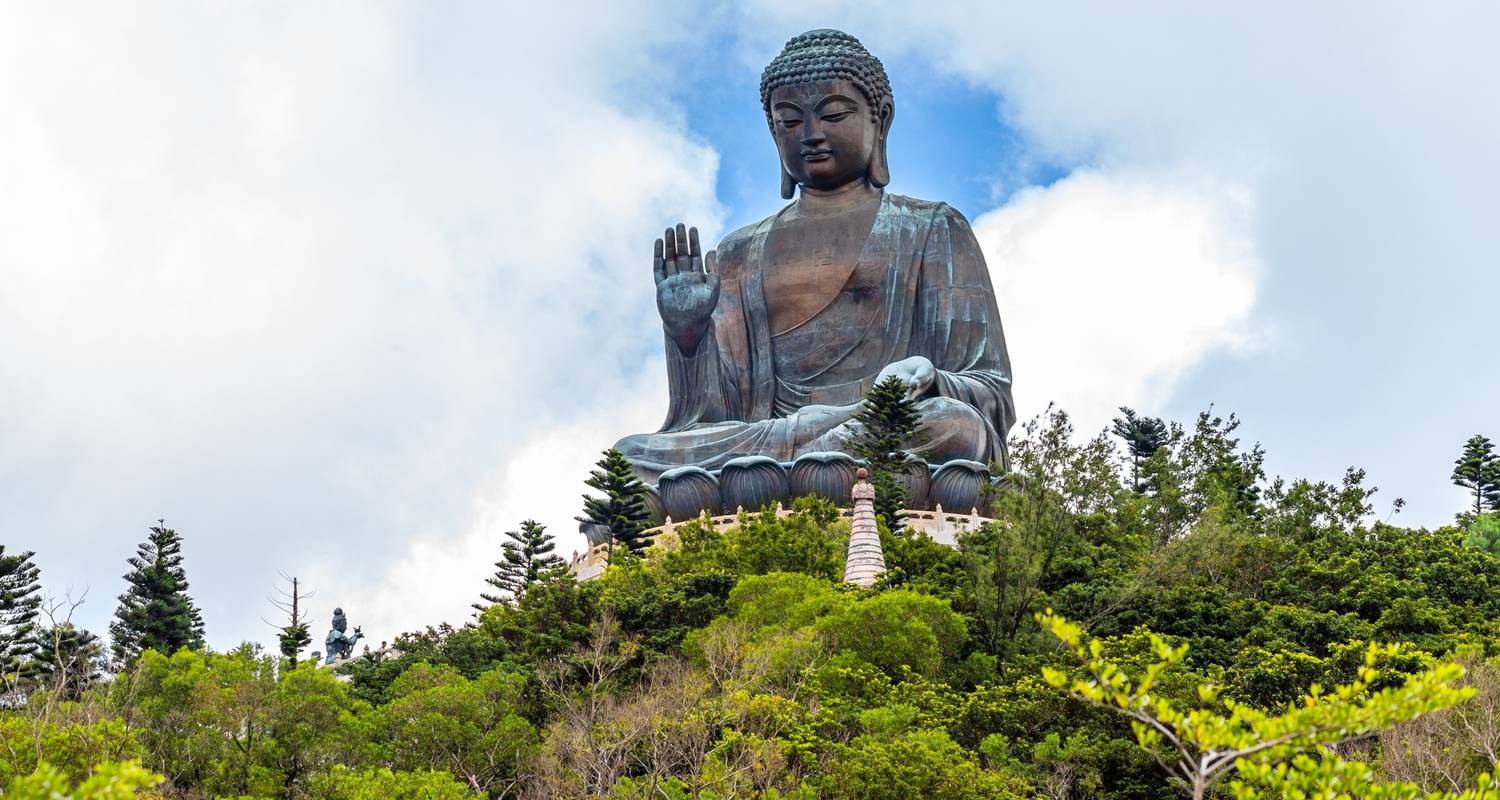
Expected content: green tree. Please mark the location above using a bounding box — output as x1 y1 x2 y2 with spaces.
475 520 564 611
305 766 482 800
369 662 538 795
32 623 104 700
851 374 922 530
578 449 652 560
1453 435 1500 518
1112 406 1169 492
268 572 314 668
962 407 1122 660
1465 514 1500 556
4 761 162 800
827 728 1028 800
1038 611 1491 800
0 545 42 681
109 521 205 666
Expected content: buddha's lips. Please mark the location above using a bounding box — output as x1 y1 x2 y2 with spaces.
802 150 833 161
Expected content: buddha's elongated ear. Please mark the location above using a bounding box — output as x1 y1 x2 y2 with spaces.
868 99 895 189
780 164 797 199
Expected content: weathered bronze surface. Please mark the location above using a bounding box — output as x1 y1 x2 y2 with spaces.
323 607 363 665
615 29 1014 492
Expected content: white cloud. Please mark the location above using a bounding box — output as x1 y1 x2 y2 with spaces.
306 370 667 640
977 170 1261 434
0 3 718 647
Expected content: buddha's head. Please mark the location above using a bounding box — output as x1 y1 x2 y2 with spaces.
332 607 346 632
761 29 894 199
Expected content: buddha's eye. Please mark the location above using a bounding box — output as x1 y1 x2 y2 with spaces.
779 118 802 129
823 111 852 123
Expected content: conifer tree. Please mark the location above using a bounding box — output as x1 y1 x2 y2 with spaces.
577 449 651 559
109 520 205 665
474 520 564 611
1111 406 1170 492
850 374 921 531
1452 434 1500 517
32 623 103 699
267 573 313 668
0 545 42 680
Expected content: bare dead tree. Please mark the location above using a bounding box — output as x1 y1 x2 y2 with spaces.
263 572 315 668
529 612 653 798
1378 653 1500 791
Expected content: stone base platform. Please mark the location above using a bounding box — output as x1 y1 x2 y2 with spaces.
580 452 999 550
568 502 994 582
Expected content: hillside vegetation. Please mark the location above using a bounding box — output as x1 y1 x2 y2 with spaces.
5 408 1500 798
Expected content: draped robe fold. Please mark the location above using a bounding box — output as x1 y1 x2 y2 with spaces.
616 193 1014 482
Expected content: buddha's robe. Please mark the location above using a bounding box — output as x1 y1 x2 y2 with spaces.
617 193 1014 482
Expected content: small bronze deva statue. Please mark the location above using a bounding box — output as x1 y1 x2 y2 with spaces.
323 607 363 665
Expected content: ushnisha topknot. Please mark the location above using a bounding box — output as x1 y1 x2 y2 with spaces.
759 29 892 128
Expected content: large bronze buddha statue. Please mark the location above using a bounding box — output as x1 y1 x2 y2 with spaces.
613 29 1014 517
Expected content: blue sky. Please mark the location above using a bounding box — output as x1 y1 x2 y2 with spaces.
2 2 1497 649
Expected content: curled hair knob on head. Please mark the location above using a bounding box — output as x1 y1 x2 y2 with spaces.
759 28 892 126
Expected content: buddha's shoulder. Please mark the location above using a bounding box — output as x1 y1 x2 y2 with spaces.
711 217 776 276
884 193 971 227
715 219 765 254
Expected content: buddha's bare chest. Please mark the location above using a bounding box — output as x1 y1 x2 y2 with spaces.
762 209 879 335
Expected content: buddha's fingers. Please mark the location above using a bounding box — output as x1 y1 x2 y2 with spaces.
674 223 692 273
704 249 717 276
663 227 678 274
653 237 666 284
688 227 702 273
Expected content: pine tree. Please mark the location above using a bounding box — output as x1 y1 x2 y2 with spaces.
32 623 103 700
1111 407 1170 492
850 375 921 531
1465 514 1500 557
0 546 42 680
109 520 205 665
1452 435 1500 517
474 520 564 611
577 449 651 560
267 573 314 668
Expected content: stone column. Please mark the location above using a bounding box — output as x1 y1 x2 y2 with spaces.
843 468 886 588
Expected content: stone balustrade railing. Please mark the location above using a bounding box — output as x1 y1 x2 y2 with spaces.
568 501 993 582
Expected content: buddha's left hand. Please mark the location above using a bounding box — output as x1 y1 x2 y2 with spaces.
876 356 936 400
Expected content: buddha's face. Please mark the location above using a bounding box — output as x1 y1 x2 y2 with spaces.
770 79 886 193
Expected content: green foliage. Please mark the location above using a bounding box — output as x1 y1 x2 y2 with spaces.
1039 610 1490 799
1112 406 1169 492
1453 435 1500 518
816 590 967 678
578 448 652 558
0 717 143 789
367 662 537 794
277 621 311 667
851 374 922 530
4 761 162 800
1465 513 1500 556
964 406 1123 659
666 497 849 582
109 521 205 666
14 405 1500 800
824 728 1028 800
31 623 105 700
0 545 42 680
304 766 482 799
476 519 565 610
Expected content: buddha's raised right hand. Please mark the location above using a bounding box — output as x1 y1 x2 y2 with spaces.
654 223 720 355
